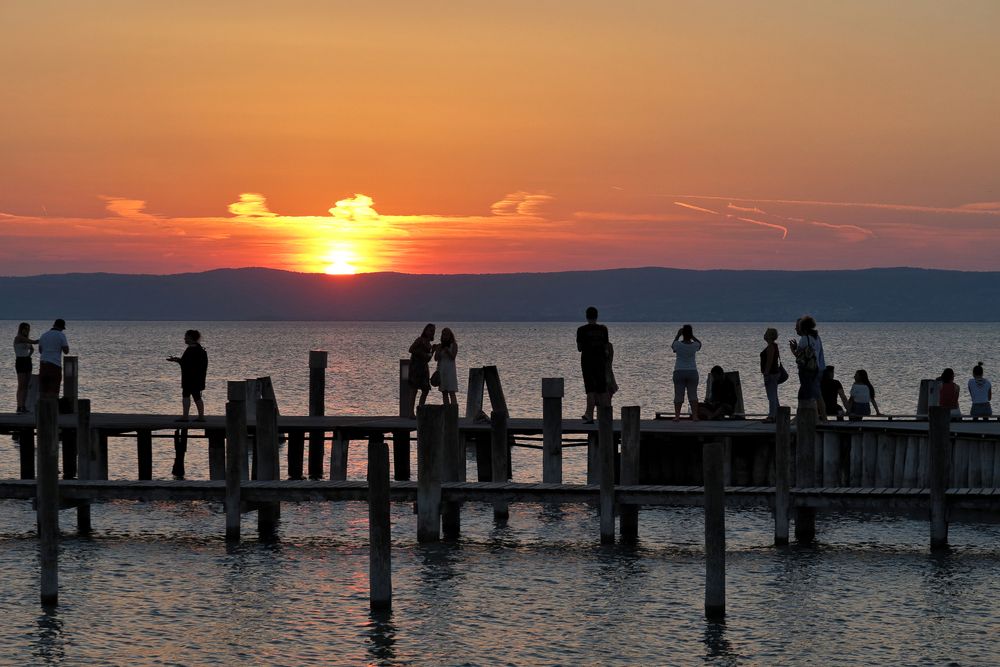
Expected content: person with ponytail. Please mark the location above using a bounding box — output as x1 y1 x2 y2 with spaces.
968 362 993 420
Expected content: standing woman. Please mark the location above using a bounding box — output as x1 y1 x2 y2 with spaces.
407 323 435 418
789 315 826 412
760 328 783 422
435 327 459 406
13 322 38 413
671 324 702 421
167 329 208 422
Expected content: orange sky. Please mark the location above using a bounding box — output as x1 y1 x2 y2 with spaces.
2 1 999 275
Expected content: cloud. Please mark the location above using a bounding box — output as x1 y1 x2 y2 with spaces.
490 191 553 217
673 201 787 238
328 194 379 222
668 194 1000 216
227 193 277 218
101 196 158 221
959 202 1000 212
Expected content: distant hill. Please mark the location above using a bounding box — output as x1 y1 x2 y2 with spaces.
0 267 997 321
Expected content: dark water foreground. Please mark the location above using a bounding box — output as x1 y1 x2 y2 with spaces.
1 498 998 666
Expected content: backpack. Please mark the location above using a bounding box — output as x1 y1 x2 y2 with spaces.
795 337 819 373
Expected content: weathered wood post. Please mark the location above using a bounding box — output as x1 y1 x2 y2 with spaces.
465 367 485 418
392 359 412 481
491 410 509 522
795 401 817 543
849 433 863 485
257 398 280 537
171 429 188 479
61 356 79 479
225 383 248 542
542 378 564 484
36 397 60 606
76 399 92 533
586 432 599 485
308 350 328 480
774 406 791 545
330 430 349 481
822 431 840 487
441 403 462 538
598 405 615 544
208 429 226 480
619 406 641 542
929 406 951 550
703 440 725 619
137 430 153 480
368 433 391 609
862 431 878 486
876 433 894 487
19 423 35 479
286 430 305 480
417 404 444 542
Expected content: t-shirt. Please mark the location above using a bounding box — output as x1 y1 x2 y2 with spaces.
797 334 825 372
968 378 992 404
850 383 872 404
939 382 960 409
180 344 208 391
759 343 779 374
671 340 701 371
821 378 844 414
576 323 609 360
38 329 69 366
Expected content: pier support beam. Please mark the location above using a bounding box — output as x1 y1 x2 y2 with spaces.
225 388 247 542
417 405 444 542
394 359 411 481
929 406 951 550
137 430 153 480
76 400 92 533
795 401 817 543
330 431 349 481
491 410 509 522
598 405 615 544
36 397 59 606
774 406 791 545
308 351 328 480
19 426 35 480
368 433 391 609
286 429 305 480
441 404 462 538
208 429 226 480
257 398 280 538
541 378 564 484
703 440 725 619
619 406 641 543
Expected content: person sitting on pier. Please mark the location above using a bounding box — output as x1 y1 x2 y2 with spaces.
671 324 701 421
968 362 992 420
846 369 882 421
167 329 208 422
820 366 849 420
577 306 609 424
937 368 962 420
699 365 737 420
407 323 435 419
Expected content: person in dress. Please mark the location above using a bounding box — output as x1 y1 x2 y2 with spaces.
435 327 459 406
167 329 208 422
671 324 701 421
576 306 609 424
760 327 781 422
789 315 826 415
846 369 882 421
820 366 850 420
967 362 992 420
938 368 961 420
37 319 69 399
407 323 435 418
605 341 619 401
13 322 38 413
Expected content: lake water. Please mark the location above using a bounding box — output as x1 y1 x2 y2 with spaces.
1 321 998 665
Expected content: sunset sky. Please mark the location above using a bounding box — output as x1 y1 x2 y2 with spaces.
2 1 999 275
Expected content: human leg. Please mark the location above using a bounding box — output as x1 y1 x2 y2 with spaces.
686 371 700 420
16 372 29 411
764 374 779 420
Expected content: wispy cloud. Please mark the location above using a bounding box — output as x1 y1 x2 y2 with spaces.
668 194 1000 216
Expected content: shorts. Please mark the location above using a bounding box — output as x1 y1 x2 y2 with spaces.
850 401 872 417
673 369 699 405
39 361 62 397
15 357 31 374
970 402 992 417
408 364 430 392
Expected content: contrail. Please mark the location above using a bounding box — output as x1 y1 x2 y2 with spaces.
667 194 1000 216
673 201 787 238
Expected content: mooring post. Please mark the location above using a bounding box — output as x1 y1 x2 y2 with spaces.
441 403 462 538
774 406 791 545
619 406 641 542
703 440 726 619
61 356 79 479
491 410 509 521
417 404 444 542
286 429 305 480
137 430 153 480
598 405 615 544
368 432 392 609
330 430 349 481
19 424 35 479
795 401 817 543
822 431 840 487
393 359 412 481
76 399 92 533
172 429 188 479
208 429 226 480
308 350 328 481
36 397 59 606
257 398 280 537
541 378 564 484
225 384 248 542
929 406 951 550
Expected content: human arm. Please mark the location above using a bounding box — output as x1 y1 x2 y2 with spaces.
872 397 882 416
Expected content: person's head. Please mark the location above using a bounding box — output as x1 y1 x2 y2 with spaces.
764 327 778 343
52 318 66 331
681 324 694 341
421 323 436 339
799 315 817 337
823 365 835 380
973 362 985 378
440 327 455 346
184 329 201 344
17 322 30 337
585 306 598 322
710 365 724 378
855 369 875 397
941 367 955 383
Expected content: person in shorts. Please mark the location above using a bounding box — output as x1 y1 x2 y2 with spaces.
37 319 69 399
167 329 208 421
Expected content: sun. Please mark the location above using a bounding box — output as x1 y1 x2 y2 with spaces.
324 249 358 275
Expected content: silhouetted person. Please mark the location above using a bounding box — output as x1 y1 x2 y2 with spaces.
760 327 781 422
938 368 961 419
167 329 208 421
671 324 701 421
847 369 881 421
699 366 736 420
576 306 609 423
37 319 69 399
789 315 825 415
820 366 849 419
407 323 435 418
435 327 459 406
968 362 992 420
13 322 38 413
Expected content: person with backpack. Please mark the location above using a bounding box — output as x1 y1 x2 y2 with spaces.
789 315 825 410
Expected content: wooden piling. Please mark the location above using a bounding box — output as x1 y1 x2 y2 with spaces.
541 378 564 484
76 399 92 533
965 439 982 487
875 434 894 487
36 397 59 606
703 440 726 619
794 401 816 543
598 405 615 544
849 433 863 486
256 398 280 537
208 429 226 480
893 436 907 487
394 359 412 482
861 432 878 486
475 433 492 481
330 430 349 481
137 430 153 480
902 436 919 488
928 406 950 550
822 431 840 487
416 405 444 542
952 438 969 488
619 406 641 542
368 433 391 609
61 357 79 480
19 426 34 479
465 367 485 418
483 366 509 416
774 406 791 545
308 351 328 481
225 396 247 542
491 410 509 521
586 432 599 485
286 429 305 480
172 429 188 479
441 403 462 538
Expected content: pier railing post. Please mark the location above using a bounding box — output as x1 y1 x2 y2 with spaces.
368 433 392 609
774 406 791 545
541 378 564 484
61 356 79 479
308 350 328 481
225 388 247 542
76 399 92 533
441 403 462 538
929 406 951 550
598 405 615 544
619 406 641 542
703 440 725 619
794 401 817 543
36 397 60 606
257 398 280 538
417 405 444 542
393 359 411 481
490 410 509 522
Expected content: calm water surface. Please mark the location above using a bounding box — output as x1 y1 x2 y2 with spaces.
1 321 998 665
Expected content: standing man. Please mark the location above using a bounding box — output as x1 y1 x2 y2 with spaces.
38 319 69 399
576 306 609 424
